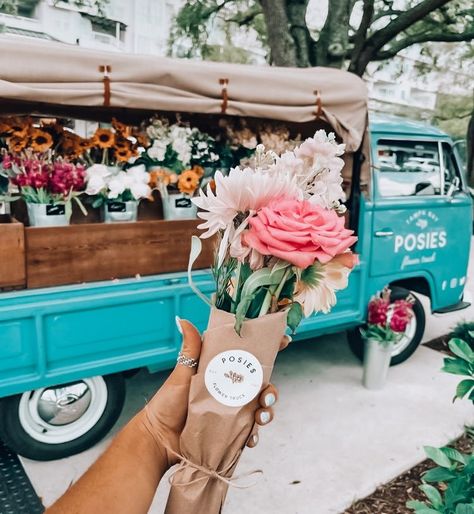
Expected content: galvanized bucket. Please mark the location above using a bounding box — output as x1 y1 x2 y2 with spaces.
362 338 394 390
162 193 197 220
27 203 69 227
103 201 138 223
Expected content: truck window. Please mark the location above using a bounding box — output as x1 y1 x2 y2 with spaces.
376 140 441 197
441 142 462 193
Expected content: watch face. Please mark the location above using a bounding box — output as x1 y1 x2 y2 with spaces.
204 350 263 407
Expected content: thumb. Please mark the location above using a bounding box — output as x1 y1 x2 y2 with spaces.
168 317 202 385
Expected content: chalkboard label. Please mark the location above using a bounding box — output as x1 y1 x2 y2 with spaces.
107 202 126 213
175 197 192 208
46 204 65 216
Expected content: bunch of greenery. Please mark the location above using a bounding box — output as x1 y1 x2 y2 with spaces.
442 337 474 403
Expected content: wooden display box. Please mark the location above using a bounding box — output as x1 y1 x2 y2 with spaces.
0 215 26 290
25 219 214 289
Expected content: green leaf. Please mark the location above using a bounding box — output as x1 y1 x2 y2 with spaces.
448 339 474 364
442 358 473 376
424 446 453 468
287 302 303 334
455 380 474 400
455 504 474 514
407 500 432 510
423 467 457 483
419 484 443 508
440 447 468 465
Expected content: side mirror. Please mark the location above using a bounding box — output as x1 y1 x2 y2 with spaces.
446 177 461 199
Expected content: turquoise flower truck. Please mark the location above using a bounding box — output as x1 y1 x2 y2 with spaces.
0 39 471 460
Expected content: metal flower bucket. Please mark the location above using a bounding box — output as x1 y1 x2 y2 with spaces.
362 338 394 390
162 193 197 220
103 201 138 223
27 203 69 227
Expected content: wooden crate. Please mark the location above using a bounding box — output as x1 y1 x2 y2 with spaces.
25 219 214 289
0 215 26 290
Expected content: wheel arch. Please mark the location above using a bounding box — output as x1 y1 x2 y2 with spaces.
389 276 432 302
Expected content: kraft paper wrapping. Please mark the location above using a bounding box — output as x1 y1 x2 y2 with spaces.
165 307 288 514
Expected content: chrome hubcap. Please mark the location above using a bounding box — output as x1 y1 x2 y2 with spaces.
19 376 108 445
391 314 417 357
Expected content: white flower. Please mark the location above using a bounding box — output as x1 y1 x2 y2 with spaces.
147 141 167 161
130 181 151 200
192 167 301 239
294 257 352 316
107 171 127 199
85 174 106 195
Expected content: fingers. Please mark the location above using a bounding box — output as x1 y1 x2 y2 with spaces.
255 406 274 426
259 383 278 408
246 427 259 448
168 317 202 385
279 335 292 352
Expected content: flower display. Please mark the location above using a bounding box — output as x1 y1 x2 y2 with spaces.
84 163 151 207
191 129 358 334
362 288 414 345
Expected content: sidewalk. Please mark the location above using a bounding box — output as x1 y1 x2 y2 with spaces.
23 257 474 513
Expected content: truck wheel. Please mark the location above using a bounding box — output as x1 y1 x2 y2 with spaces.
347 287 425 366
0 374 125 461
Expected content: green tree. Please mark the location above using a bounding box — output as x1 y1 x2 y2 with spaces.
0 0 109 16
171 0 474 178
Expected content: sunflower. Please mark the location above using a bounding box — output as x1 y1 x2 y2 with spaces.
7 117 30 138
111 118 129 136
114 136 131 150
30 129 54 153
148 168 173 187
91 128 115 149
7 136 27 153
178 169 200 195
192 165 205 178
115 148 133 163
77 137 92 151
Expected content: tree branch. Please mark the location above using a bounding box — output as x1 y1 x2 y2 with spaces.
349 0 374 70
366 0 452 54
225 4 262 26
374 29 474 60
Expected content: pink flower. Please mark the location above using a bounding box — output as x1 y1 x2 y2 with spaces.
368 298 389 326
389 299 413 332
242 198 357 269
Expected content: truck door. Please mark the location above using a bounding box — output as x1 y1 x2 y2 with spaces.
370 137 472 310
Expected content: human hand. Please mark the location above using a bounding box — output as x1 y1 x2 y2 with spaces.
139 318 290 468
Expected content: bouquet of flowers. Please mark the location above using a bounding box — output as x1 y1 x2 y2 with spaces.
362 288 414 345
165 130 358 514
84 164 151 206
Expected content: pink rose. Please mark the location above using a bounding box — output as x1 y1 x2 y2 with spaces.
242 198 357 269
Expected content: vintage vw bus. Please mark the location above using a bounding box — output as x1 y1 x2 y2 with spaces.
0 39 470 461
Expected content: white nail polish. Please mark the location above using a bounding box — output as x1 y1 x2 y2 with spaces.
264 393 276 407
175 316 183 334
252 434 258 445
287 335 292 343
260 411 271 424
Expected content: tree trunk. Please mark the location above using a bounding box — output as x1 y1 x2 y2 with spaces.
286 0 313 67
315 0 355 68
259 0 298 66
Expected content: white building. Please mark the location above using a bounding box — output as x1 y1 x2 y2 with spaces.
0 0 179 55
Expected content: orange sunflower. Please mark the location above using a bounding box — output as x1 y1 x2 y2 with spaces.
7 136 27 153
91 128 115 149
178 169 200 195
30 129 54 153
191 165 205 178
111 118 130 136
115 147 134 163
114 136 131 150
7 117 30 138
149 168 173 187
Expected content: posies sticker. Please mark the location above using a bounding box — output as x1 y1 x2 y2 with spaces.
204 350 263 407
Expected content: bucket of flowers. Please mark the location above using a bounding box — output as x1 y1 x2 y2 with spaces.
361 288 414 390
82 119 150 222
138 117 219 220
0 117 87 227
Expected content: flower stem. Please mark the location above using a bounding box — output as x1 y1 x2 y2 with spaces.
231 261 242 313
258 267 291 317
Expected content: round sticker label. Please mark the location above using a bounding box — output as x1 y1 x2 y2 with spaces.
204 350 263 407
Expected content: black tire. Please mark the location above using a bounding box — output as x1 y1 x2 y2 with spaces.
347 287 426 366
0 373 125 461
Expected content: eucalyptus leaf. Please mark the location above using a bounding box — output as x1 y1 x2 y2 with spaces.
287 302 303 334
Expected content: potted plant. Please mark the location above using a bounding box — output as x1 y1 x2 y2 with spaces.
84 163 151 223
137 117 218 220
361 288 414 390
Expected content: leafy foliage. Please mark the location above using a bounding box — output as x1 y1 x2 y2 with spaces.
407 443 474 513
0 0 109 17
450 323 474 352
441 337 474 403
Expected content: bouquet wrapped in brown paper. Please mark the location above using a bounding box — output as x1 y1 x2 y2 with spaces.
166 135 359 513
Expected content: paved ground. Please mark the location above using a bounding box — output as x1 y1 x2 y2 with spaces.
22 256 474 514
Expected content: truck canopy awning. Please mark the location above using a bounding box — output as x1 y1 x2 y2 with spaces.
0 37 368 151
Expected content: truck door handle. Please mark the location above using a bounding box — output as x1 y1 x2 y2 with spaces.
375 230 394 237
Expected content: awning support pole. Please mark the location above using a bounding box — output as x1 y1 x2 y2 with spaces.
313 89 323 119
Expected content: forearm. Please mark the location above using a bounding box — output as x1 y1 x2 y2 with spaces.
46 412 167 514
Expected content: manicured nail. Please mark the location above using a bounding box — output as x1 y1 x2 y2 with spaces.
287 335 292 343
175 316 183 334
264 393 276 407
260 411 271 424
252 434 258 445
